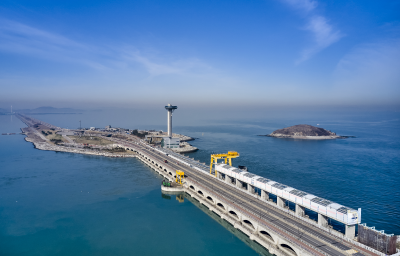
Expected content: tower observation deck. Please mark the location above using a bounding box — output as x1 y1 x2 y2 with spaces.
165 104 177 137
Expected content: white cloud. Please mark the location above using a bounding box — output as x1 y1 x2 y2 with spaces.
332 38 400 103
0 19 110 69
280 0 343 63
0 19 213 76
0 18 245 103
280 0 317 13
0 19 83 55
297 15 343 63
0 19 83 48
130 53 182 75
121 50 210 76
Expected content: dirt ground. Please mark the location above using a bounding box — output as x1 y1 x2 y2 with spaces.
67 135 114 145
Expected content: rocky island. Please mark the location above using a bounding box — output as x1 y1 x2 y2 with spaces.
263 124 344 139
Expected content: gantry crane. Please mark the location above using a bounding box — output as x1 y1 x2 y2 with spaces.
175 170 185 185
210 151 239 177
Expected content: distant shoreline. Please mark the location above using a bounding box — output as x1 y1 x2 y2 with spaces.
21 113 83 115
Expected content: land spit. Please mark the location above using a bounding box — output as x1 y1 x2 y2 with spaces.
17 113 196 158
21 127 136 158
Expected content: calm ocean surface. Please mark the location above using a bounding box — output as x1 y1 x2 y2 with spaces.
1 111 399 255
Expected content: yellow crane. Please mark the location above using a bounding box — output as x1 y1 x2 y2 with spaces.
175 170 185 185
210 151 239 177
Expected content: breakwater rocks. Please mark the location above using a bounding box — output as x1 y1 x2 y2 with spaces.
171 141 198 153
261 124 345 140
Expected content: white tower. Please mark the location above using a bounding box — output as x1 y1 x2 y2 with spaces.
165 104 177 137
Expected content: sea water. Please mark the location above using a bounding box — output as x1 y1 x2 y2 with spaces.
0 111 399 255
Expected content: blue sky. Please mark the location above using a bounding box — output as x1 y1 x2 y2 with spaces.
0 0 399 110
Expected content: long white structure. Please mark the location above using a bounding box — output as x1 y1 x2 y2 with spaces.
215 163 361 238
165 104 177 137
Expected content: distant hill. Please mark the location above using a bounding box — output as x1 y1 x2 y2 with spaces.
264 124 342 139
16 106 83 113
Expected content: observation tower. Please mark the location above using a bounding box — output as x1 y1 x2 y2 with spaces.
165 104 177 137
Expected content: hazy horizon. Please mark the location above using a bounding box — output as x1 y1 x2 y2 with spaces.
3 104 399 129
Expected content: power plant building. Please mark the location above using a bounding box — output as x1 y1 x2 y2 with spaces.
161 137 180 149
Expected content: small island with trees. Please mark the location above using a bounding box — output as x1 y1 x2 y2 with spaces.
262 124 347 140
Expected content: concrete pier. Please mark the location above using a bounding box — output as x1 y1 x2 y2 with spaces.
236 179 243 189
248 184 255 194
261 190 269 200
295 204 305 217
318 213 328 228
277 196 286 208
345 225 356 240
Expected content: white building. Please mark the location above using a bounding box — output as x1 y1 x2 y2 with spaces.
161 137 180 149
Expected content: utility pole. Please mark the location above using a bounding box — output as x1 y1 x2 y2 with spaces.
79 120 81 129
